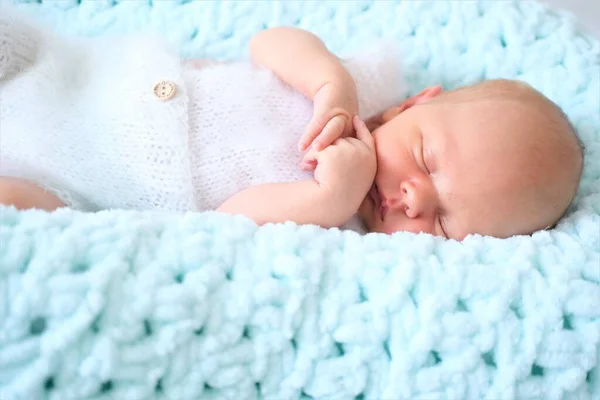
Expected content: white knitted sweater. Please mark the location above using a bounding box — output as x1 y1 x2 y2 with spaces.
0 6 406 217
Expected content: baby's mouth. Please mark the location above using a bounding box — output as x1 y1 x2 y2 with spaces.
368 184 386 221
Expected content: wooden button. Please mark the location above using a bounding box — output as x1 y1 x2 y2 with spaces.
153 80 176 100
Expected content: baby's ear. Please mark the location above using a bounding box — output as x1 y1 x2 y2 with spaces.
366 85 443 131
365 106 404 131
399 85 443 111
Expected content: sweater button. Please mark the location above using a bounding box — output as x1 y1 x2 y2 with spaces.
153 80 177 100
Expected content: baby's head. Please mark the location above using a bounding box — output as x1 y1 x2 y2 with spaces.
359 79 584 240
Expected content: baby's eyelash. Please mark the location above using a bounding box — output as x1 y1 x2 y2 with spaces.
420 139 431 174
438 215 448 238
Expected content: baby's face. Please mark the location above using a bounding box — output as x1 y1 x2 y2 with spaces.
358 87 562 240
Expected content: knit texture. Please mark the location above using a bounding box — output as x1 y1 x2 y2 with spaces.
0 5 405 213
0 6 198 212
185 45 404 211
1 1 600 400
0 6 39 80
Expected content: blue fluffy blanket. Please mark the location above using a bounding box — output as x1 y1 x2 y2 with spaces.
1 1 599 399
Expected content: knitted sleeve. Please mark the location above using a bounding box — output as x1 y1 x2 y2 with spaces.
0 6 41 81
341 41 407 119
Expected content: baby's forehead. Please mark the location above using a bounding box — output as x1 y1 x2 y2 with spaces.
441 92 551 136
419 82 572 162
430 99 554 174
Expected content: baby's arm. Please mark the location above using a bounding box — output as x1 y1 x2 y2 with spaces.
217 117 376 228
250 27 353 104
217 180 349 228
0 177 65 211
251 27 359 150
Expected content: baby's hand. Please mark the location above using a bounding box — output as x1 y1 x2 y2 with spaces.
303 117 376 214
298 76 359 152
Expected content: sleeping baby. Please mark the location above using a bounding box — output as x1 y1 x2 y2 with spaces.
0 7 584 240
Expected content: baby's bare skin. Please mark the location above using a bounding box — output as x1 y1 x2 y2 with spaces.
359 81 583 239
0 28 583 240
0 177 64 211
240 28 583 239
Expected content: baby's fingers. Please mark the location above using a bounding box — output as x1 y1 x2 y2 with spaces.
354 116 374 148
311 115 346 151
299 119 324 152
300 149 319 171
300 111 337 151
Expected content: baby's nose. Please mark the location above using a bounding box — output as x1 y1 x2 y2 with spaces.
396 181 434 218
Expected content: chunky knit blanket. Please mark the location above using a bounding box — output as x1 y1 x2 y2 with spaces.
1 1 599 399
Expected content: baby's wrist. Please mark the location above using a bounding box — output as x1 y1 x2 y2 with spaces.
316 181 360 223
309 59 355 100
